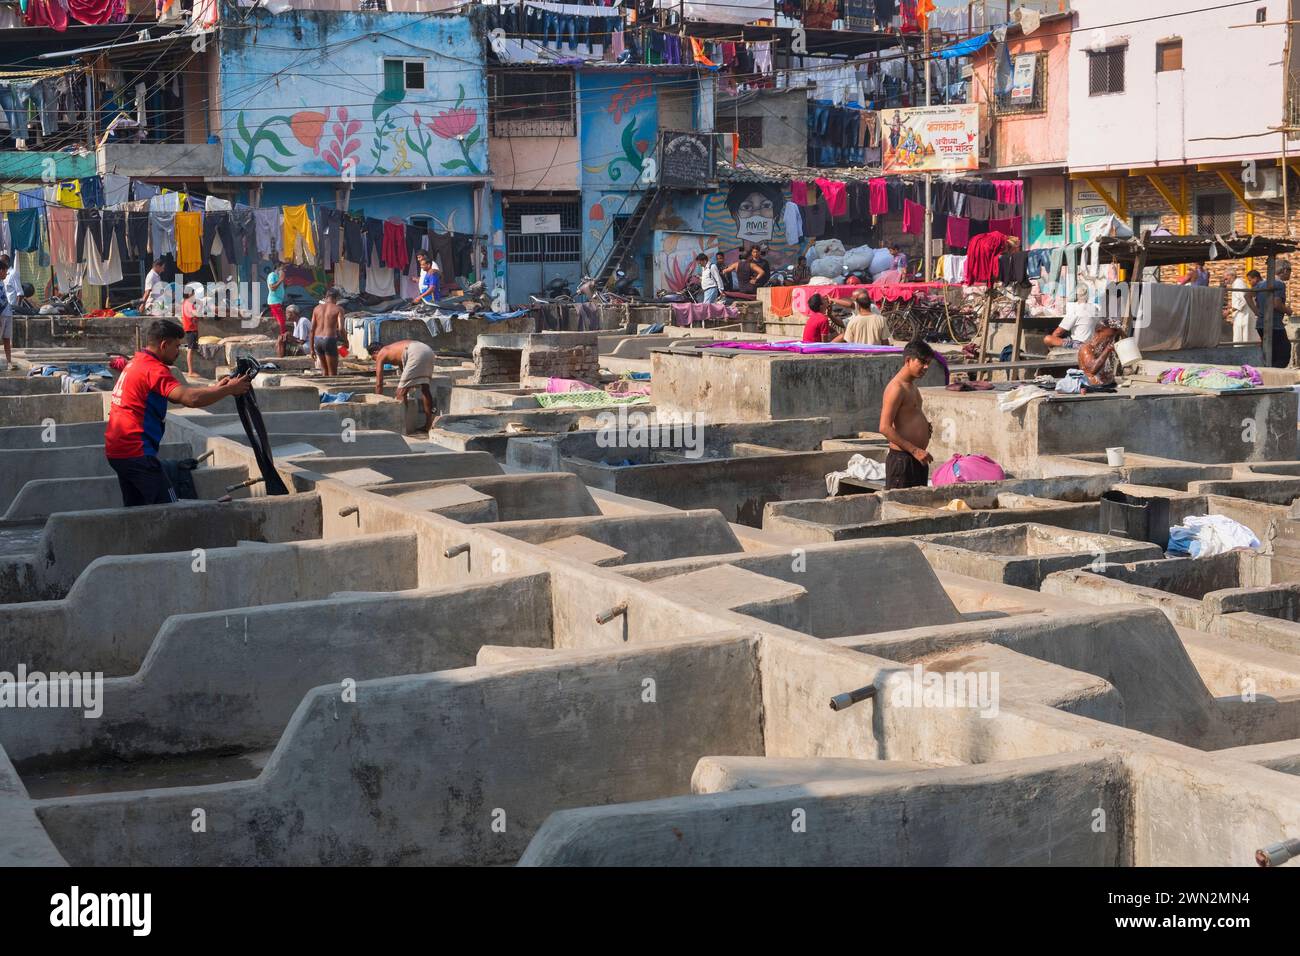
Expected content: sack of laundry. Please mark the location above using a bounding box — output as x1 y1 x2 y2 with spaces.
1166 515 1260 559
931 454 1006 487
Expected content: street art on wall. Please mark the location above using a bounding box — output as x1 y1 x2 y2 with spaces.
221 13 488 178
579 73 657 186
693 183 799 268
655 232 718 294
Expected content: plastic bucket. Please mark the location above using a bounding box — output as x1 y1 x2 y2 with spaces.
1106 446 1125 466
1116 337 1142 367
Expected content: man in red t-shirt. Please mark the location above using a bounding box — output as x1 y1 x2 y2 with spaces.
105 319 253 507
801 293 831 343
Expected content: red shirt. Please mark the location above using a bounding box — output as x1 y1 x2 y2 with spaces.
802 312 831 343
181 298 198 333
105 350 180 459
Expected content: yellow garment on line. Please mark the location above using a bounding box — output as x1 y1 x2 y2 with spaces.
0 192 18 212
281 204 316 265
174 211 203 274
57 183 82 209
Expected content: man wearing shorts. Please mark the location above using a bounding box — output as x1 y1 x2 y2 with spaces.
309 288 345 376
105 319 252 506
266 258 288 357
879 338 935 490
373 338 436 432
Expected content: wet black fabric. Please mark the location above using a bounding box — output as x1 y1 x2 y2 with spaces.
202 211 237 266
364 218 385 264
342 217 365 263
126 211 151 259
233 358 289 496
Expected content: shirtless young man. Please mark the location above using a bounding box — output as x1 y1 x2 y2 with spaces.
310 288 346 376
373 338 437 432
878 338 936 490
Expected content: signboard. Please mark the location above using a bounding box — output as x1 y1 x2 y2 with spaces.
843 0 875 31
520 214 560 234
737 212 774 242
881 104 981 174
1010 54 1036 103
658 130 715 188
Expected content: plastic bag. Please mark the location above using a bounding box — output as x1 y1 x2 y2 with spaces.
1166 515 1260 558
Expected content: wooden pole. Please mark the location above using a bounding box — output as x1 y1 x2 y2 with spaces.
1009 293 1025 376
976 286 995 374
1123 249 1146 337
1264 254 1277 368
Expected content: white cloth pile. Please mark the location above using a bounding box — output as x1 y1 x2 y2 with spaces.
1167 515 1261 559
826 454 886 496
997 385 1053 412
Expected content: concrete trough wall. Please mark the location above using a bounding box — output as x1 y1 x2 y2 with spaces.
34 635 764 866
0 392 106 428
519 751 1128 866
373 473 601 522
0 494 323 603
0 572 551 765
0 440 192 517
650 349 947 436
1 532 417 676
3 465 250 521
491 511 743 565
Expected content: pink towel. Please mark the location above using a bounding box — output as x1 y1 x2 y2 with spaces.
815 178 848 217
790 180 808 205
902 199 924 235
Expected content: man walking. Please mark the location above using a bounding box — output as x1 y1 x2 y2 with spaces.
878 339 935 490
373 339 437 432
105 319 252 506
1249 263 1292 367
266 258 289 357
696 252 724 303
310 288 346 376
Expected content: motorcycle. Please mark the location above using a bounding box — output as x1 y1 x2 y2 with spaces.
529 275 573 305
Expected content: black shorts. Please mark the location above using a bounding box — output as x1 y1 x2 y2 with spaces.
314 336 339 357
108 455 177 507
885 449 929 490
183 330 198 350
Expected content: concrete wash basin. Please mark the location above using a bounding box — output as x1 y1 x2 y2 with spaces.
915 523 1164 589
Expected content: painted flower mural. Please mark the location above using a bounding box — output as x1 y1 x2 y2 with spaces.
290 111 328 153
432 86 482 176
321 107 362 175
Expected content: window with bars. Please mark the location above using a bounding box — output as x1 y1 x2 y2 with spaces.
1088 47 1126 95
502 200 581 233
1045 208 1064 237
1195 194 1234 235
715 115 764 149
489 71 576 137
383 59 425 94
1156 40 1182 72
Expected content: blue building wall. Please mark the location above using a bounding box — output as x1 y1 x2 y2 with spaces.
219 11 488 179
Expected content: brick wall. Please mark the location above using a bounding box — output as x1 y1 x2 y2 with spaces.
520 343 599 387
1123 172 1299 309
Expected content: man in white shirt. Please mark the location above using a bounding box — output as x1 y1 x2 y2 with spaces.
142 260 170 316
0 254 22 370
696 252 724 304
1225 268 1258 343
1043 286 1101 349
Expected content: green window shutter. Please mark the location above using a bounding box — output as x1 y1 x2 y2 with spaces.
383 60 404 95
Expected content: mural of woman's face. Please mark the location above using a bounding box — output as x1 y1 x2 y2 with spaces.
736 191 775 222
733 190 777 244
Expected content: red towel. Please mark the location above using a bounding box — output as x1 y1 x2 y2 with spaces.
945 215 969 249
989 216 1021 239
964 232 1007 285
791 180 808 205
868 178 888 216
902 199 924 235
382 219 409 271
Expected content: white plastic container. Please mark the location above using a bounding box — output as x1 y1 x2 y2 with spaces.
1116 337 1142 367
1106 447 1125 467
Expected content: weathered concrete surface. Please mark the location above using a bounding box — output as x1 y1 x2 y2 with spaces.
0 573 552 765
690 756 939 792
0 440 192 513
1 532 417 675
650 349 947 436
34 636 764 866
924 386 1298 475
0 420 108 448
373 473 600 521
3 465 250 521
519 751 1128 866
0 495 322 603
0 747 67 866
0 391 106 428
915 524 1163 589
492 511 742 565
293 451 503 485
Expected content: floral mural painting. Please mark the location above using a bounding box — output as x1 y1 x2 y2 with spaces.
220 16 488 179
432 85 482 176
580 74 655 185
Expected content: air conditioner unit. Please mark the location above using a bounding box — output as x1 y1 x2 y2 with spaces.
1245 168 1282 201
